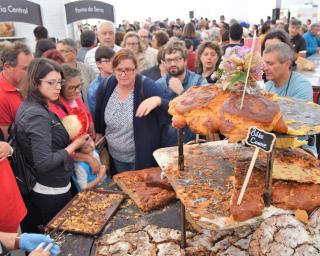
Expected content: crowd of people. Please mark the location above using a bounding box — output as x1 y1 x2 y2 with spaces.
0 13 320 255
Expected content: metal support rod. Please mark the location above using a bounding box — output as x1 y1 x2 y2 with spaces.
178 128 186 249
178 129 184 171
180 202 186 249
263 147 276 207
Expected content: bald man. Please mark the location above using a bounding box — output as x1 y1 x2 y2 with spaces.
84 21 121 74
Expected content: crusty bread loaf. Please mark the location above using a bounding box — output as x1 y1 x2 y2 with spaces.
169 85 226 134
273 180 320 211
220 94 288 142
168 85 287 142
145 172 174 191
113 167 176 212
230 160 266 222
296 56 316 71
273 148 320 183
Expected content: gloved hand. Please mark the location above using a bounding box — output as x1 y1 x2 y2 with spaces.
29 249 51 256
19 233 60 256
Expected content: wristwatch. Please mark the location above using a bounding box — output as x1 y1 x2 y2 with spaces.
14 235 20 250
7 146 13 157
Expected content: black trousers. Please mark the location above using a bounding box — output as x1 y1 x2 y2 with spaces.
20 192 42 233
20 190 72 233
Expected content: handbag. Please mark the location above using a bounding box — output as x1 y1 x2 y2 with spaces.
8 123 37 195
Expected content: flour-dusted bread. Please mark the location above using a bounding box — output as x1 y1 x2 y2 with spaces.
249 211 320 256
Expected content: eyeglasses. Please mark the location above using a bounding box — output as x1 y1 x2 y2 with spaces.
40 79 65 87
99 58 111 63
66 82 83 92
164 57 183 64
114 68 135 76
58 49 74 54
126 42 139 46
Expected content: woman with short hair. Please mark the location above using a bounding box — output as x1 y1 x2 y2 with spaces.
122 31 156 71
151 30 169 49
95 49 169 173
49 64 94 136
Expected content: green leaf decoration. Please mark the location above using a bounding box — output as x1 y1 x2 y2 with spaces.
229 71 247 85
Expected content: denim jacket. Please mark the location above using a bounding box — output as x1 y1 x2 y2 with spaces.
156 70 207 146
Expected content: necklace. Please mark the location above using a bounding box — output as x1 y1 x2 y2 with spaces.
268 71 292 96
284 71 293 96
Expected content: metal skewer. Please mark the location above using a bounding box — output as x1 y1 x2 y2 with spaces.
54 229 67 242
178 129 184 171
46 217 68 236
263 147 276 206
178 129 186 249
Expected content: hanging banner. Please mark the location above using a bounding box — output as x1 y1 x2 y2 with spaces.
65 0 114 24
0 0 42 25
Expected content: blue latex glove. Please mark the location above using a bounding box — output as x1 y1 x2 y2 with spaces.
19 233 60 256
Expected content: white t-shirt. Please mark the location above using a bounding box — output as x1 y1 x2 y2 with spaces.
84 44 121 74
74 150 101 190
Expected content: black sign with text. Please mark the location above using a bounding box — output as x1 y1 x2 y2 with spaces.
246 127 276 153
0 0 42 25
65 0 114 24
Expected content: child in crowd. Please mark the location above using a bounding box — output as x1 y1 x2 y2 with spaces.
73 135 109 191
87 46 115 118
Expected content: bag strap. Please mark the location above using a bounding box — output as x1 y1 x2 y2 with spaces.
139 75 146 100
101 75 111 97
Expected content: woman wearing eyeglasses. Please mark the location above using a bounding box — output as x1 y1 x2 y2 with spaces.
122 32 157 72
95 49 169 174
48 64 100 177
49 64 94 136
14 58 89 231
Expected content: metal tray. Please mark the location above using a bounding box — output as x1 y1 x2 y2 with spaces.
46 189 125 236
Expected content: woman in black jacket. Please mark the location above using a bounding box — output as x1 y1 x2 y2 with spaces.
15 58 89 231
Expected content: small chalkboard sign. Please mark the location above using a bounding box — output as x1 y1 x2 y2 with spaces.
245 127 276 153
237 126 276 205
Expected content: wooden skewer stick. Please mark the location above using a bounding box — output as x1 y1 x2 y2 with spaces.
95 135 106 147
240 30 257 110
237 147 260 205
